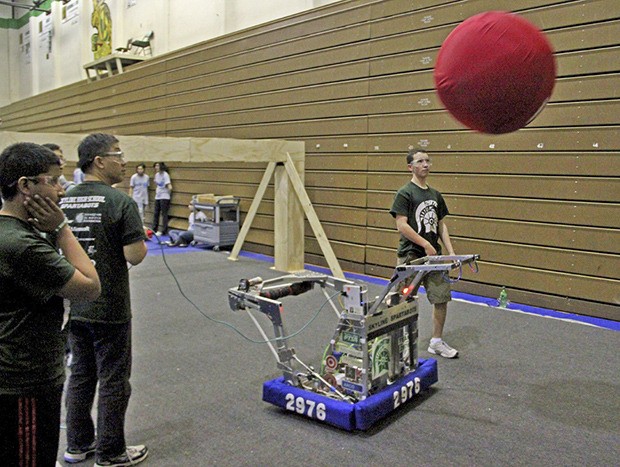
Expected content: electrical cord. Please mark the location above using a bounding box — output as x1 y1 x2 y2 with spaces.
150 233 340 344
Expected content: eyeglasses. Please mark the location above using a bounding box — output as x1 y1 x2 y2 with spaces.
410 158 432 166
10 175 62 187
29 175 61 186
100 151 126 162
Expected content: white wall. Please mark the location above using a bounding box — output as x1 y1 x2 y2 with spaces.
224 0 330 34
0 0 341 107
11 23 33 101
54 0 87 88
166 0 227 52
0 28 8 109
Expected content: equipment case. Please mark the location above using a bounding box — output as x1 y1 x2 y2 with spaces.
191 195 240 250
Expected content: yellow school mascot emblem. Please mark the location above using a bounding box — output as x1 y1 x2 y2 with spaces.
91 0 112 59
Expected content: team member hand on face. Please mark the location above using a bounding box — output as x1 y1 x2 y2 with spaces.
0 142 100 466
24 193 67 233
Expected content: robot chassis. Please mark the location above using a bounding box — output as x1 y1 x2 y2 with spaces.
228 254 479 429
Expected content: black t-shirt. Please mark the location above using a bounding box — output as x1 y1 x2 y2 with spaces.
60 182 146 323
389 182 450 259
0 216 74 394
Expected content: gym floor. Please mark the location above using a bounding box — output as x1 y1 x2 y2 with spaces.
57 241 620 466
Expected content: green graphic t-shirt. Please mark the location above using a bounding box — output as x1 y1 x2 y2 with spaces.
0 216 74 394
389 182 450 259
60 181 146 323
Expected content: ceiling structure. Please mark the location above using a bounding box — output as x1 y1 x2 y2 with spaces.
0 1 55 19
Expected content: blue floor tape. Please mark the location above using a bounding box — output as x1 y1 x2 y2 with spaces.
145 247 617 331
237 251 619 332
145 235 211 255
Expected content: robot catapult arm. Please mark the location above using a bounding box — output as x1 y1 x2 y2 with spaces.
228 272 360 388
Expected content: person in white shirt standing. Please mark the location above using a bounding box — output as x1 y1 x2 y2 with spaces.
152 162 172 236
129 164 149 224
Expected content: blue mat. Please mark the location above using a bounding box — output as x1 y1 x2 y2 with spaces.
146 235 211 256
262 358 438 431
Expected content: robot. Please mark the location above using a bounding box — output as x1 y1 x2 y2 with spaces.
228 254 479 430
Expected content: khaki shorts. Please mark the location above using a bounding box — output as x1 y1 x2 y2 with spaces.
397 256 452 305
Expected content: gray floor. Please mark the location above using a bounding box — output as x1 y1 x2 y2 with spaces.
58 247 620 466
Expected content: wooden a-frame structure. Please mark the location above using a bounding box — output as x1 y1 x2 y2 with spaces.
0 131 344 278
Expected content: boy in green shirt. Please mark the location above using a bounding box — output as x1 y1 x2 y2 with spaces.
0 142 100 466
390 148 458 359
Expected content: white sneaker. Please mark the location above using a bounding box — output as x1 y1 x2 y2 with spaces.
95 445 148 467
156 231 164 236
428 340 459 358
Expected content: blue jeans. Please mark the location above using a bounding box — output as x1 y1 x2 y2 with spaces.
65 321 132 459
169 229 194 245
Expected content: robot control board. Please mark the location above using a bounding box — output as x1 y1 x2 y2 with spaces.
228 254 479 431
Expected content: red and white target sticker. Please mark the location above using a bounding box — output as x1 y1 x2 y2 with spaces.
325 355 338 371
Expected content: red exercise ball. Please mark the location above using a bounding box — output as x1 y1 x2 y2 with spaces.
434 11 556 134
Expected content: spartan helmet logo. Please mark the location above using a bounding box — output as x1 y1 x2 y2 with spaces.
415 200 438 234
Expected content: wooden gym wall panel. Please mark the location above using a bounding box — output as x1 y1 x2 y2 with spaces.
1 0 619 319
368 195 619 230
368 151 620 176
370 173 620 203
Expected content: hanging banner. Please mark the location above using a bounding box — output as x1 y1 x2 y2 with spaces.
62 0 80 24
39 14 53 58
20 28 31 64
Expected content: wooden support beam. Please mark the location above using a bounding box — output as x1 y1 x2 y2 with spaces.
273 163 305 272
284 153 344 278
228 162 277 261
0 131 305 164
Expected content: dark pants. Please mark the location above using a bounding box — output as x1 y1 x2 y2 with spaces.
152 198 170 234
169 229 194 245
0 385 63 467
65 321 132 459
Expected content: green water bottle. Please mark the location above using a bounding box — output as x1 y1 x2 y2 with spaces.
498 287 509 308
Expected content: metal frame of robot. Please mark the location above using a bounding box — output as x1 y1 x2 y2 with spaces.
228 254 479 430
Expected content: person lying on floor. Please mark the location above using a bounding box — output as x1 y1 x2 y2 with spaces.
164 204 207 247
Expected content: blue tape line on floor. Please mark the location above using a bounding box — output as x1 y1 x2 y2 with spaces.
236 251 619 332
145 236 212 255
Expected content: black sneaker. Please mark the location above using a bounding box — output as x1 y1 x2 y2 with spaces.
95 445 148 467
64 441 96 463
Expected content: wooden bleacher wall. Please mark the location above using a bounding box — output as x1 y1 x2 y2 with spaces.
1 0 618 320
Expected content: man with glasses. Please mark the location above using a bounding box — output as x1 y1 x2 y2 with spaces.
389 148 459 359
60 134 149 466
0 142 101 465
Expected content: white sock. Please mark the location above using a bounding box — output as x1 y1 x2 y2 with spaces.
430 337 442 345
